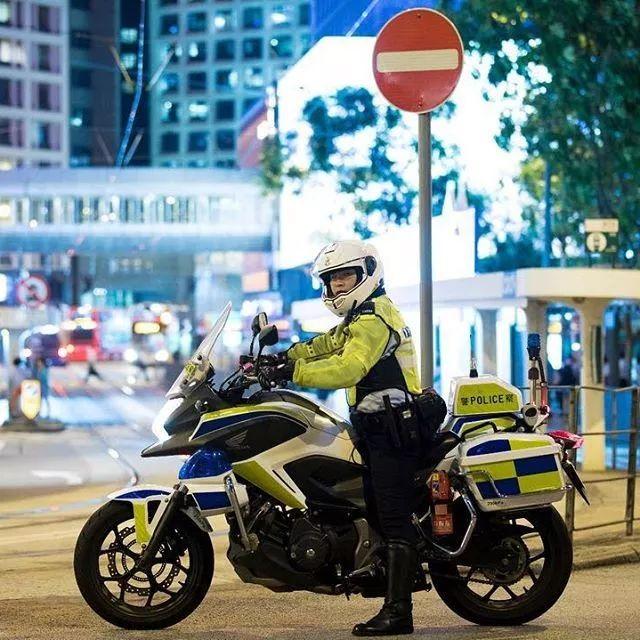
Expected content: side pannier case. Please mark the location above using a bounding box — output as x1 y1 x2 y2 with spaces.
458 433 568 512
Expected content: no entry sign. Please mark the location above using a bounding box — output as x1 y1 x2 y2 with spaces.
373 9 463 113
16 274 50 308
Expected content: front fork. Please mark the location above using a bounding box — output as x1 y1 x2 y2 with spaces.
137 483 190 569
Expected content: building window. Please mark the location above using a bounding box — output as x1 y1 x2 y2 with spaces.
160 132 179 153
188 131 209 152
215 159 236 168
188 101 209 122
300 33 312 55
34 43 58 72
71 68 92 88
160 100 179 123
121 53 136 69
215 39 235 61
70 108 91 127
34 82 60 111
271 4 294 27
71 0 91 9
159 72 179 94
299 3 311 27
244 66 263 90
214 9 234 32
242 96 260 115
242 7 263 29
187 0 204 4
216 129 235 151
0 1 23 27
0 39 26 67
70 30 91 49
160 14 179 36
0 78 22 107
242 38 262 60
215 100 235 121
161 42 182 64
160 0 177 5
187 41 206 63
0 118 23 147
269 35 293 58
187 11 207 33
120 28 138 44
187 71 206 92
32 122 60 150
34 5 59 33
215 69 238 91
70 147 91 167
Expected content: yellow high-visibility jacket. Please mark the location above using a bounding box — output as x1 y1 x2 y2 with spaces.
287 294 421 408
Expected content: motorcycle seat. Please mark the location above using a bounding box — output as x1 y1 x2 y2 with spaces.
420 431 461 472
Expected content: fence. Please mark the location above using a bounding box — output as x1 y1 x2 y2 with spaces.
545 384 639 541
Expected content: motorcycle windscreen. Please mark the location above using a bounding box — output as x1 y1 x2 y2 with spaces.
166 301 232 399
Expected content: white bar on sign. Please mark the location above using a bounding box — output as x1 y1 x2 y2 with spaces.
584 218 619 233
376 49 459 73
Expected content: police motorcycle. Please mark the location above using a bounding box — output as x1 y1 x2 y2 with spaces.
74 303 589 629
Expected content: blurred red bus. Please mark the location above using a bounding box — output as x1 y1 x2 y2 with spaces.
60 310 102 362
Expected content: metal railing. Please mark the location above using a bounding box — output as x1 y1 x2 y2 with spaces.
545 384 640 540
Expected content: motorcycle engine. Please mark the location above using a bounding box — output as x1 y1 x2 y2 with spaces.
287 518 335 573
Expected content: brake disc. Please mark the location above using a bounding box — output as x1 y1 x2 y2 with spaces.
481 537 529 585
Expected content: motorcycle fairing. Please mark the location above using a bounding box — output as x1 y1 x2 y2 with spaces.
191 405 308 441
108 475 249 544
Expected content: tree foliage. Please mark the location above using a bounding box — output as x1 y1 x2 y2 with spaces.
439 0 640 265
299 87 476 238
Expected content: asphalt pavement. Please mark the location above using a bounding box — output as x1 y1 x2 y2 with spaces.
0 500 639 640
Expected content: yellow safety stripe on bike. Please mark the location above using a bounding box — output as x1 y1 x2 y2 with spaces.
454 382 520 415
133 502 151 545
233 460 305 509
509 438 549 450
518 470 563 493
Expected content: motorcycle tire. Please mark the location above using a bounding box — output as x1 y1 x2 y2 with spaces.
74 500 214 630
429 506 572 626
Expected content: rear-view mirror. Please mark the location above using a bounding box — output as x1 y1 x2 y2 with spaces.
252 312 268 336
258 324 279 348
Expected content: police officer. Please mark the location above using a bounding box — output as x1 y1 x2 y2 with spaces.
263 240 422 636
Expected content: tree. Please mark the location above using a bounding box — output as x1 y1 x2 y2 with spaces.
291 87 479 238
438 0 640 265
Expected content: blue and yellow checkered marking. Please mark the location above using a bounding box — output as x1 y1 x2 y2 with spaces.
468 453 563 499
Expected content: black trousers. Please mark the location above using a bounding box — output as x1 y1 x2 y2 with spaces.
354 415 422 545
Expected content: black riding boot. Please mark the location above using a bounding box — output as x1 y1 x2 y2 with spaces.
352 541 416 636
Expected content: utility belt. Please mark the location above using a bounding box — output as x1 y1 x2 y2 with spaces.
350 388 446 450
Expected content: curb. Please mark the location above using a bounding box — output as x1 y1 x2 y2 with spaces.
573 543 640 571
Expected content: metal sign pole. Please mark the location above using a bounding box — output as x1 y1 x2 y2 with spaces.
418 112 433 387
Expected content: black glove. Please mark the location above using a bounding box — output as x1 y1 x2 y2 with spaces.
258 361 295 388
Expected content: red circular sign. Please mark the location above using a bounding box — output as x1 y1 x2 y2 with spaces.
16 275 50 308
373 9 463 113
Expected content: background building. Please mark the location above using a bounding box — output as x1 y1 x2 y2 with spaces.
68 0 120 167
0 0 69 169
149 0 312 168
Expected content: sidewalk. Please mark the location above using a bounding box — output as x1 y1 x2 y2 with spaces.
564 469 640 570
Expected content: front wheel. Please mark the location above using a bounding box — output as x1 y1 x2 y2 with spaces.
74 500 214 629
429 506 572 626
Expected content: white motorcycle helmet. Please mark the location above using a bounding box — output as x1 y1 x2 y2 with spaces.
312 240 384 317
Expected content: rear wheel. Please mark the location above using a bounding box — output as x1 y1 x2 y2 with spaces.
429 507 572 626
74 500 214 629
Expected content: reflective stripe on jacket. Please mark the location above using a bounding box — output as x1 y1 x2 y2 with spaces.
287 295 421 407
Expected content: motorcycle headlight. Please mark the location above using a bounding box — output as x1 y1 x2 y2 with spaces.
151 397 183 443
